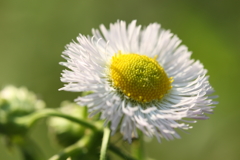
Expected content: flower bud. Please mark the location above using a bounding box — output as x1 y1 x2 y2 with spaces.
0 85 45 137
48 101 87 147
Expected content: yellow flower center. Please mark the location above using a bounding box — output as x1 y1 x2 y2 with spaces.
110 52 173 103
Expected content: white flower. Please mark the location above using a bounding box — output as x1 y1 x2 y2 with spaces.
60 20 218 142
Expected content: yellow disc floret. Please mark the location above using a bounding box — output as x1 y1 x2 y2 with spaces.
110 52 173 103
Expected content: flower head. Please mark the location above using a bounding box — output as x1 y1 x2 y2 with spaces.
60 20 217 142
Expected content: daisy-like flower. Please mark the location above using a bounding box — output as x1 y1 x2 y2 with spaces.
60 20 217 142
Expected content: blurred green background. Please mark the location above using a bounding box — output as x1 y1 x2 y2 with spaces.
0 0 240 159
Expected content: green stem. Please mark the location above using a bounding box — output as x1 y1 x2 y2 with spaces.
49 130 97 160
100 127 111 160
14 136 45 160
132 132 144 160
15 108 99 131
109 144 137 160
19 147 36 160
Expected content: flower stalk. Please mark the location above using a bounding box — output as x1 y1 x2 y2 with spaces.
14 108 100 132
109 144 137 160
49 129 99 160
100 127 111 160
131 132 145 160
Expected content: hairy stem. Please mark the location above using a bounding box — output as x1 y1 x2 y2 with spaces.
14 108 100 131
100 127 111 160
132 132 145 160
49 130 99 160
109 144 137 160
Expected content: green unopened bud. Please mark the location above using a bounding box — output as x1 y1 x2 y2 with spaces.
0 85 45 137
48 101 87 147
